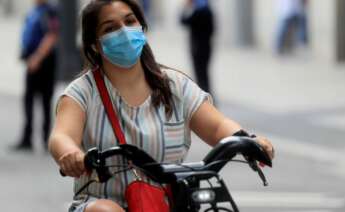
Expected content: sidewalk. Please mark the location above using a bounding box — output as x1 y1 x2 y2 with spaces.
150 26 345 144
0 16 25 97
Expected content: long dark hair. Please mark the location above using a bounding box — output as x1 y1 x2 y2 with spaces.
81 0 173 117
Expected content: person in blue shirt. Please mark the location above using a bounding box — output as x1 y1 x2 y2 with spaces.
14 0 59 151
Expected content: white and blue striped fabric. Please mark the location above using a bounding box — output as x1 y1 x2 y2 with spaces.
61 68 211 208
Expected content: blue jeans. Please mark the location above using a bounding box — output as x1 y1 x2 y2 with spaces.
276 13 308 54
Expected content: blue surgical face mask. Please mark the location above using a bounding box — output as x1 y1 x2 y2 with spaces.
100 26 147 69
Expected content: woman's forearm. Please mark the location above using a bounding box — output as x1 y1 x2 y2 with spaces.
49 133 83 163
212 118 242 146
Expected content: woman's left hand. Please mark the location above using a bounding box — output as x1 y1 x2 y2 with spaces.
254 136 275 161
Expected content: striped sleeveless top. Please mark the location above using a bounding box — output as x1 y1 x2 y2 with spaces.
61 68 211 206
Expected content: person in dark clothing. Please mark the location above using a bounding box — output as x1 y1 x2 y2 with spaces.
139 0 150 16
14 0 59 151
181 0 214 95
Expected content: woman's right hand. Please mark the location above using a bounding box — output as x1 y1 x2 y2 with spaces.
58 150 86 178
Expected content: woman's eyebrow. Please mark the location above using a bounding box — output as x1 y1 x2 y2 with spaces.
124 13 135 18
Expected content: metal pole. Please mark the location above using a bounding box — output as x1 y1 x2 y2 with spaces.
233 0 255 47
4 0 14 16
336 0 345 62
57 0 81 81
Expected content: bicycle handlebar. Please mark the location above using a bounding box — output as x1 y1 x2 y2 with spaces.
77 136 272 184
203 136 272 172
58 136 272 212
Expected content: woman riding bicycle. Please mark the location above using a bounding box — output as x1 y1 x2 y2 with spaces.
48 0 275 211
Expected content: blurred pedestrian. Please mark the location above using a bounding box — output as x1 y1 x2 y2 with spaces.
139 0 150 17
275 0 309 54
137 0 155 26
13 0 59 151
181 0 214 95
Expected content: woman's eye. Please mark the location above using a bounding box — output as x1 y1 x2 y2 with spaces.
103 26 117 34
104 27 113 33
125 18 137 26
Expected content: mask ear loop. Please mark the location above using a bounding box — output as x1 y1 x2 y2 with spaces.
93 38 106 57
91 44 98 54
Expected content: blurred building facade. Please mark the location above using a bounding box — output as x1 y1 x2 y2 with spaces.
3 0 344 63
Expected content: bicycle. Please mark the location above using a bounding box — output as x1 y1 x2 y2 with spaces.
62 136 272 212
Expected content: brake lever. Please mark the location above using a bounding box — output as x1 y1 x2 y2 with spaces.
247 158 268 186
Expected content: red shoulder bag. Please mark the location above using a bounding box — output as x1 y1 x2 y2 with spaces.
93 68 170 212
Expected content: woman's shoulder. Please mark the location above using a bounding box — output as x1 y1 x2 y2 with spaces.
57 70 95 113
63 69 96 100
68 70 95 90
162 66 193 87
161 66 192 98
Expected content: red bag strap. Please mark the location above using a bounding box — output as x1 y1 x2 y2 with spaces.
93 68 126 145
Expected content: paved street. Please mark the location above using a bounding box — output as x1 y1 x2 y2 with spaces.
1 15 345 212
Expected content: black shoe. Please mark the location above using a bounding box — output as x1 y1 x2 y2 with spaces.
11 143 33 151
42 142 49 153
